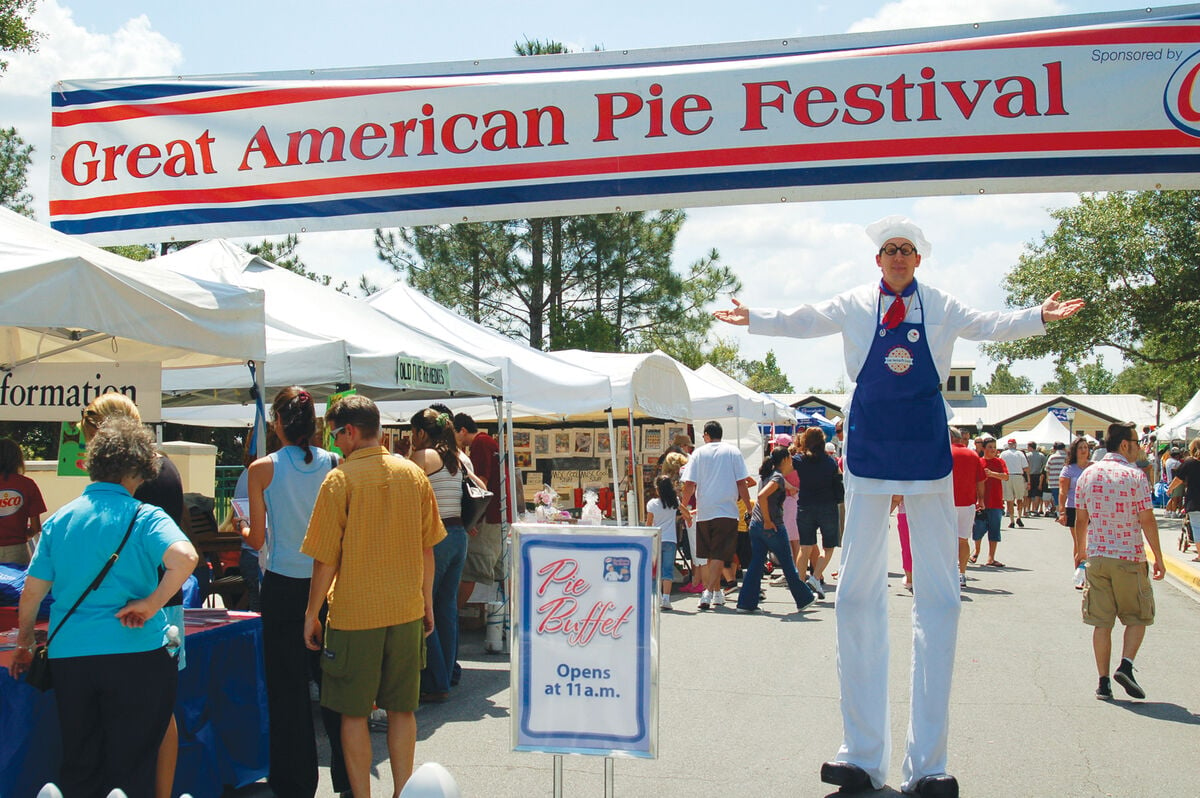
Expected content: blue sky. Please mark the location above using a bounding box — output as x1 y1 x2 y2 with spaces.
2 0 1152 390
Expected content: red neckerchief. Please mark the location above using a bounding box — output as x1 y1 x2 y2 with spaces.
880 279 916 329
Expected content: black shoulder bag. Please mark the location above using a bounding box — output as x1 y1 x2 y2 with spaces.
25 506 142 692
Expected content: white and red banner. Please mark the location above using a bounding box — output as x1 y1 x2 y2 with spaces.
49 6 1200 244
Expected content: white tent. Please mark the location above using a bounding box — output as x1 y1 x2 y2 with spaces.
0 208 266 370
548 350 691 422
696 360 796 427
367 282 612 418
691 364 796 426
156 240 501 402
1007 411 1074 447
1158 389 1200 442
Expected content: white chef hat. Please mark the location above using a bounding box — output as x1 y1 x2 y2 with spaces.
865 215 931 258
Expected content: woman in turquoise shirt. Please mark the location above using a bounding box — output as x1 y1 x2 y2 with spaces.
9 416 198 798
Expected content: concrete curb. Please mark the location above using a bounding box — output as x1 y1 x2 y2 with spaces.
1159 551 1200 595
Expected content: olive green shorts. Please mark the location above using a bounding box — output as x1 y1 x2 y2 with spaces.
319 619 425 716
1082 557 1155 628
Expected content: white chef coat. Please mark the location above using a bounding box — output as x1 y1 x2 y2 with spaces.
749 281 1045 496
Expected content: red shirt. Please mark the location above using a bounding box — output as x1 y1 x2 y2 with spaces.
468 432 508 523
981 457 1008 509
950 443 986 507
0 472 47 547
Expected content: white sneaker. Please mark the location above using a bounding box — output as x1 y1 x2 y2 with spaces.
661 595 673 611
712 589 726 607
959 573 967 588
698 590 712 610
806 574 826 600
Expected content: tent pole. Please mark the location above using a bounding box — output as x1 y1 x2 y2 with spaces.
503 399 519 522
493 396 512 528
250 360 267 459
626 409 637 526
606 409 620 525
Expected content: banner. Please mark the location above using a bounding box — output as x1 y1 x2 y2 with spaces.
512 523 657 757
0 362 161 422
48 6 1200 244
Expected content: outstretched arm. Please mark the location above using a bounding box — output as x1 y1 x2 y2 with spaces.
713 298 749 326
1041 292 1085 323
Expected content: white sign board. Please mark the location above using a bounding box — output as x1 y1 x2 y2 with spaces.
512 523 658 758
0 362 161 422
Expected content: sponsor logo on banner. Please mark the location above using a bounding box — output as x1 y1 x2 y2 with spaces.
884 346 914 375
1164 48 1200 135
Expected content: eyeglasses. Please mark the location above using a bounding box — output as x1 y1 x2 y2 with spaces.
879 244 918 257
331 426 348 438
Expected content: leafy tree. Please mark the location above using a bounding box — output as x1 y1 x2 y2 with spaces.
0 126 33 216
982 192 1200 391
740 351 793 393
1077 359 1116 395
0 0 40 75
980 363 1033 394
1113 359 1200 411
1039 361 1080 395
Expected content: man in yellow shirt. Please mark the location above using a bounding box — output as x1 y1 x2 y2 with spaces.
302 395 444 796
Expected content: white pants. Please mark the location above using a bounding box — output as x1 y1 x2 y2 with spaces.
834 489 960 791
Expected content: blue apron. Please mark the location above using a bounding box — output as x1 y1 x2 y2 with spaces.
846 283 952 481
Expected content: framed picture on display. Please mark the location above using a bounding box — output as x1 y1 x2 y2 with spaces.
642 426 664 453
514 451 533 468
533 431 551 456
596 431 612 454
513 430 532 450
618 428 638 453
554 431 571 454
574 430 594 456
665 425 686 445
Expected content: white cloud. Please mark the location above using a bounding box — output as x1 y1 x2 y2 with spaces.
0 1 184 220
848 0 1067 33
3 0 182 96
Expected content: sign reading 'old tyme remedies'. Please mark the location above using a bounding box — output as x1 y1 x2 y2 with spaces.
512 524 658 758
0 362 160 422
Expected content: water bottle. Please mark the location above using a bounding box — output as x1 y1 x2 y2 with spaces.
165 624 182 655
1073 564 1087 590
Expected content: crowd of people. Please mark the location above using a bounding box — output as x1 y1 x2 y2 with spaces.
6 389 508 798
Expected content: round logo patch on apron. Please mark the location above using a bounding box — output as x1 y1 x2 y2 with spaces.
907 328 920 343
883 345 914 375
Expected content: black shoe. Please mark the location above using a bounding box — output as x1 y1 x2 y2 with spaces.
1114 660 1145 699
820 761 873 792
1096 676 1113 700
1008 521 1016 528
909 774 959 798
1016 518 1024 528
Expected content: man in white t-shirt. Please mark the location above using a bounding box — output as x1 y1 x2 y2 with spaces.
998 439 1029 528
681 420 751 611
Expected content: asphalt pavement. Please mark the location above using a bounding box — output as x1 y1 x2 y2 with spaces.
275 507 1200 798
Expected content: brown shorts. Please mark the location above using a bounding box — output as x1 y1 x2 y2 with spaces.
696 517 738 564
1082 557 1155 628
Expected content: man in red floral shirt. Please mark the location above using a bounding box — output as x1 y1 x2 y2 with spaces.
1073 421 1165 701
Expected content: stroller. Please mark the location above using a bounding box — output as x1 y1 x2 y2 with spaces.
1180 513 1194 554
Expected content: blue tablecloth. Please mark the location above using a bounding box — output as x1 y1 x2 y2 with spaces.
0 615 267 798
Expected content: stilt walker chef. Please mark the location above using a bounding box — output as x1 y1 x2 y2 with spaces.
714 216 1084 798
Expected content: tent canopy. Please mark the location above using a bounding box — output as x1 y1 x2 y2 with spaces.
0 208 266 369
1006 411 1074 447
1158 389 1200 442
692 364 795 426
367 282 612 418
548 350 692 422
156 240 501 402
